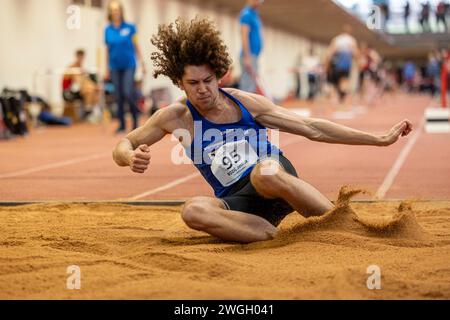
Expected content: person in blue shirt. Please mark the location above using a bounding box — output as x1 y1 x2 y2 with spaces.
239 0 264 93
113 17 413 244
403 60 416 92
426 52 441 96
105 1 146 133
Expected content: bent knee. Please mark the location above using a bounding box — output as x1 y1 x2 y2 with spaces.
250 160 285 198
181 197 218 230
181 200 204 229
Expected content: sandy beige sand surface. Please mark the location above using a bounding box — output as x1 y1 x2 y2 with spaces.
0 188 449 299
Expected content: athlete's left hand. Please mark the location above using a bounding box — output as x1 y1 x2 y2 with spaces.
380 119 413 146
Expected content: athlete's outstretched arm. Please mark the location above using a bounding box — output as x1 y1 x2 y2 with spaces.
239 91 413 146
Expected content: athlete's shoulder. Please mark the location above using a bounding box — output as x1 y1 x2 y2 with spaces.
223 88 266 102
222 88 273 115
155 101 187 120
152 100 190 131
222 87 253 98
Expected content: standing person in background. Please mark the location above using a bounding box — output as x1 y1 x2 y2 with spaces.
403 1 411 33
419 2 431 33
296 46 321 101
425 52 441 96
436 1 448 32
325 24 360 108
373 0 390 31
105 0 146 134
239 0 264 94
380 2 390 31
403 60 417 92
358 43 382 106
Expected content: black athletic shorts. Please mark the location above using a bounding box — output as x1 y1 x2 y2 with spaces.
328 69 350 87
221 155 298 227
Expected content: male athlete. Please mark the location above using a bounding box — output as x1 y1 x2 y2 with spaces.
325 24 359 105
113 18 412 243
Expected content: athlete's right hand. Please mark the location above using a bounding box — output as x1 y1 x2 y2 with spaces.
129 144 151 174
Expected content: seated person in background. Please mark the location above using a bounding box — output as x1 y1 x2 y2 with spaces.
62 49 101 122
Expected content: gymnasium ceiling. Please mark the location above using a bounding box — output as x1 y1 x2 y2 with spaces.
181 0 446 59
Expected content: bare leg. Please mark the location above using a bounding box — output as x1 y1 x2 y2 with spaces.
80 77 99 110
338 77 353 110
250 159 334 217
181 197 277 243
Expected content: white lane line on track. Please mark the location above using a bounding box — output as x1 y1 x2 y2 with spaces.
0 153 110 179
374 118 425 200
127 172 201 200
126 135 305 200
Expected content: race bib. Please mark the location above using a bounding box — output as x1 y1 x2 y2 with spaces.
210 140 258 187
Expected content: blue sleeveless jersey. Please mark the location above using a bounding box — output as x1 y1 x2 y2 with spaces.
184 89 282 198
334 51 353 72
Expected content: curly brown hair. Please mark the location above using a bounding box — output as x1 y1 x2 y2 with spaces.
151 17 232 87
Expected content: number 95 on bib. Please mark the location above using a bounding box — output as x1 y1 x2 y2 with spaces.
210 140 258 187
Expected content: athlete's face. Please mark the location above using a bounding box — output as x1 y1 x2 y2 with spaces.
180 65 220 110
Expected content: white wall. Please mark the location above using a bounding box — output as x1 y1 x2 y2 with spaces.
0 0 321 107
0 0 105 108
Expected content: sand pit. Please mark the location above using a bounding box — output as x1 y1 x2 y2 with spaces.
0 188 449 300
